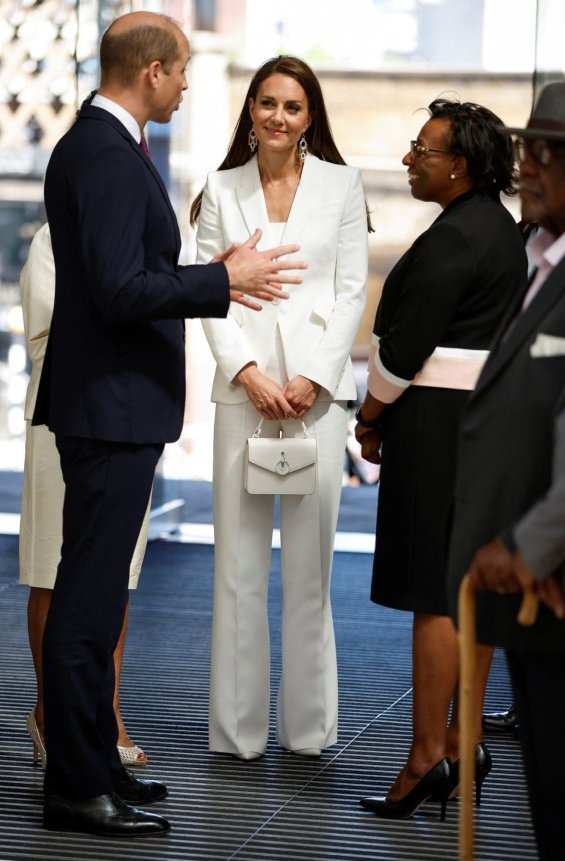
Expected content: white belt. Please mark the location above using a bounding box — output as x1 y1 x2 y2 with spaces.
411 345 489 391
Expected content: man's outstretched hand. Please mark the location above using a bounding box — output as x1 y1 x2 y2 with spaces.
214 229 307 310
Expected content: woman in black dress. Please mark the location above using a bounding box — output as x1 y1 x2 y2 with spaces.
355 99 528 819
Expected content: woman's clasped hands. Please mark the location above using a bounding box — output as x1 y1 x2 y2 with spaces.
237 363 320 420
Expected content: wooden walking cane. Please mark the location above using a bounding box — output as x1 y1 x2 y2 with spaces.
457 576 539 861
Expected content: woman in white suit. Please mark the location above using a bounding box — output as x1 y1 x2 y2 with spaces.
191 56 371 760
19 222 150 768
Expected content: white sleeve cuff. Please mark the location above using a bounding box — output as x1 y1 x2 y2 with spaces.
367 336 411 404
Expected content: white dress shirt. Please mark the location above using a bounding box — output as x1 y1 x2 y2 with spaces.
91 93 142 143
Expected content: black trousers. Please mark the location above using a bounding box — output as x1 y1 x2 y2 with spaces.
42 435 163 799
507 648 565 861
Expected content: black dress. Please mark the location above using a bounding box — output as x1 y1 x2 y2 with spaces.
370 190 527 615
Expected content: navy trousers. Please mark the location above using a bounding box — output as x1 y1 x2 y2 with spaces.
507 648 565 861
42 435 163 798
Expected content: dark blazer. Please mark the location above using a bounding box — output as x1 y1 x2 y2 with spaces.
34 105 230 444
375 190 527 378
369 191 527 615
447 251 565 652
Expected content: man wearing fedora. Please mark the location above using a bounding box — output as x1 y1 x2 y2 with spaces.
447 81 565 860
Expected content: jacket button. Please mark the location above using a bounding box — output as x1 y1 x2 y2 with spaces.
272 298 281 306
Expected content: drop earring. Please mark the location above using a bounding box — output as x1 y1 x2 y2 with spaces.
298 133 308 163
248 129 257 152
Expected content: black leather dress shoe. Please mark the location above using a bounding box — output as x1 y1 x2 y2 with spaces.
43 792 170 837
114 770 168 804
482 704 519 735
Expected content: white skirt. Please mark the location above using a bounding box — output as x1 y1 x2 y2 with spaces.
19 422 148 589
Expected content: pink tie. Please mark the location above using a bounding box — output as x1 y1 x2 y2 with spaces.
140 134 151 160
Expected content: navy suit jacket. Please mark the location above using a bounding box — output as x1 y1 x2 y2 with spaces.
34 105 230 444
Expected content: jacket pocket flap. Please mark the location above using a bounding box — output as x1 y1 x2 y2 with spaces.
247 438 317 474
311 300 334 325
530 332 565 357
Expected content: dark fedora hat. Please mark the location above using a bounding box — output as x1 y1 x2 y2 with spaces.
507 81 565 141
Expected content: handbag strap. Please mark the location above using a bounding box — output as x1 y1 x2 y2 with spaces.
252 418 310 439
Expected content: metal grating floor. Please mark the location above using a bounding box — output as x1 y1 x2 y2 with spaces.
0 533 537 860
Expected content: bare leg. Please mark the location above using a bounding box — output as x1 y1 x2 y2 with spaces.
387 614 495 801
27 586 52 737
447 643 494 760
113 603 134 748
27 587 133 748
388 612 459 801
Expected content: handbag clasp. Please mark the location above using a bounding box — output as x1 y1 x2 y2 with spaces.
275 452 290 475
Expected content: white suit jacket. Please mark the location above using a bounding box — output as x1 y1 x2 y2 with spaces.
197 154 368 403
19 222 151 588
20 223 54 420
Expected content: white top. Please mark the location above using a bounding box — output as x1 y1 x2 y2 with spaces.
264 223 288 385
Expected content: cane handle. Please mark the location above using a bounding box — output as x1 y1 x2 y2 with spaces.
517 588 539 626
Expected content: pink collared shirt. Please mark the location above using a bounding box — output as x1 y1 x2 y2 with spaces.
522 228 565 309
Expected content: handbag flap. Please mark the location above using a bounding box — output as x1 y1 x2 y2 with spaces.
247 438 317 474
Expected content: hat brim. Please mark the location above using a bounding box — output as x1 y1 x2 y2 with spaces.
506 126 565 142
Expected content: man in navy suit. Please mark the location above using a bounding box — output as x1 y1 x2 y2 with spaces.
34 11 304 837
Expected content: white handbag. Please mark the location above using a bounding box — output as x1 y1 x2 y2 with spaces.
244 419 317 495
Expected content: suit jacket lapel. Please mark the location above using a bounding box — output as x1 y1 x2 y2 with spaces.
138 149 182 252
473 256 565 395
235 157 269 239
280 154 322 245
78 105 181 255
234 154 322 245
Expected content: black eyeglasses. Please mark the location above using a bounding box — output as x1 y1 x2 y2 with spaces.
409 140 452 157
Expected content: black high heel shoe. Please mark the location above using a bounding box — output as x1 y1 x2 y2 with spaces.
360 758 454 821
471 742 493 807
445 742 493 807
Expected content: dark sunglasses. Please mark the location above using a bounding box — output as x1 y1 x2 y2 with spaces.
514 137 565 166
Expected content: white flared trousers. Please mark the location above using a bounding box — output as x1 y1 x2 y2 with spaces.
209 399 347 754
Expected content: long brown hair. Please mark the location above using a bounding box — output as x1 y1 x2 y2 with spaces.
190 55 373 230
